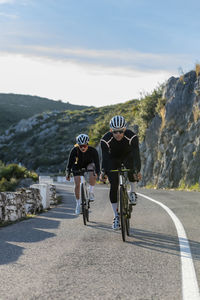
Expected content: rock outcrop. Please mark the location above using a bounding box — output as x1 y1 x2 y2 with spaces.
140 70 200 188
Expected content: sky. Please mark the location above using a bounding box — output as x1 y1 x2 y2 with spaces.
0 0 200 107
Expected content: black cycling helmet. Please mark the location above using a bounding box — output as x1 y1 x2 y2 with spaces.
76 134 89 145
109 115 126 130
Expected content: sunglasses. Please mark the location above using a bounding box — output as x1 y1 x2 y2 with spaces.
79 144 88 149
112 130 124 134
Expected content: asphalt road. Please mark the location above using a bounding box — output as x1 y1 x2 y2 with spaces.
0 182 199 300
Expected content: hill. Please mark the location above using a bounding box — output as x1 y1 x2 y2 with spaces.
0 85 163 174
0 100 141 174
0 93 89 133
0 71 200 190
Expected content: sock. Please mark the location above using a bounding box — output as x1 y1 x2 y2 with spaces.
76 199 81 206
130 182 136 193
89 185 94 193
111 203 118 217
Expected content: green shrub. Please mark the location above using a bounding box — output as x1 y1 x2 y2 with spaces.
0 161 38 191
0 177 18 192
134 85 164 140
0 163 26 180
24 170 38 182
87 85 164 145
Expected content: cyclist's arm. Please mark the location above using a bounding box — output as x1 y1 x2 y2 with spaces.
65 147 77 177
130 134 141 174
93 148 100 176
100 139 111 175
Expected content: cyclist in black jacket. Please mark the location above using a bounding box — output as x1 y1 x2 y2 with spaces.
100 115 142 229
66 134 100 215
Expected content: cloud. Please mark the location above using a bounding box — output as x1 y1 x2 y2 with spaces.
0 12 18 18
0 52 172 107
0 0 30 4
0 44 192 74
0 0 14 3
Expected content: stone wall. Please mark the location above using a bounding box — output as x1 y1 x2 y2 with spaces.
39 175 54 184
0 191 27 222
31 184 50 209
0 183 57 223
49 184 57 205
38 176 58 206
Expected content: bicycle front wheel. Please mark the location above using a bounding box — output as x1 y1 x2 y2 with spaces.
126 215 130 236
124 191 130 236
119 186 126 242
85 188 89 222
81 183 87 225
86 204 89 222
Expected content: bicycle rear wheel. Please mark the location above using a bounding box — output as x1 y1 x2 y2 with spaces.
81 183 87 225
119 186 126 242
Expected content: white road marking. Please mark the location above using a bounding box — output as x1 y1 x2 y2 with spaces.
60 184 200 298
138 193 200 300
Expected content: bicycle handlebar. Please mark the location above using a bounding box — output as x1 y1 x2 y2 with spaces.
110 168 132 172
68 168 96 176
109 163 136 173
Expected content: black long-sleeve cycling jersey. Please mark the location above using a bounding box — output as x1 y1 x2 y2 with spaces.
100 129 141 173
66 145 100 175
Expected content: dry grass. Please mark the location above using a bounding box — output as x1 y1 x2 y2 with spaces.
179 75 186 84
160 106 166 131
193 104 200 122
195 64 200 77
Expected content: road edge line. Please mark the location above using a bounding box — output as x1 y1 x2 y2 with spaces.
138 192 200 300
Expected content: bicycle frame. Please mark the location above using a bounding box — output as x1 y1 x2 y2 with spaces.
111 165 133 241
79 168 95 225
80 173 89 225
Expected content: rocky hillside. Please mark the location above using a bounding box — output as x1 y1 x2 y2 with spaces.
0 93 89 133
0 70 199 189
0 108 103 173
140 70 200 188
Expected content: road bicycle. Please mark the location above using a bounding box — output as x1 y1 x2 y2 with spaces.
79 168 95 226
111 164 135 242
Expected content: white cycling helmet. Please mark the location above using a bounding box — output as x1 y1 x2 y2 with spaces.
76 134 89 145
109 115 126 130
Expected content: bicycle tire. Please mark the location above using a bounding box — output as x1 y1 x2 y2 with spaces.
126 215 130 236
81 183 87 225
119 186 126 242
85 188 89 222
124 191 130 236
86 205 89 222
